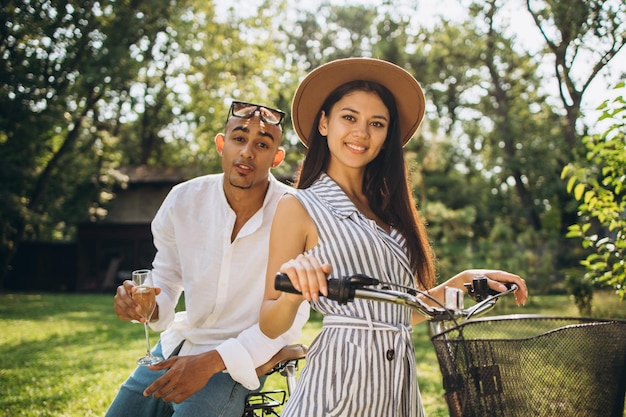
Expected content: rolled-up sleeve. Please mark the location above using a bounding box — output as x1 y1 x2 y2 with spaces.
215 301 310 389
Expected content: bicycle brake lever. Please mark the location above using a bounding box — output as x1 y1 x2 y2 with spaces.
465 276 487 301
465 276 516 302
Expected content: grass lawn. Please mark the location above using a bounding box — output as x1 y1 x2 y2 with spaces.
0 290 624 417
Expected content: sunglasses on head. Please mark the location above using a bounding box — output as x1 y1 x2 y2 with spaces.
227 101 286 128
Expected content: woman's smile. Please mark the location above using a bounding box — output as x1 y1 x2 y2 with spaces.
344 142 367 153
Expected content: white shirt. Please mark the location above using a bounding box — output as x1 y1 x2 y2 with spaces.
148 173 309 390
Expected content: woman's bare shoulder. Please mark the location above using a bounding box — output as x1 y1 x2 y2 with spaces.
276 193 309 217
273 193 317 249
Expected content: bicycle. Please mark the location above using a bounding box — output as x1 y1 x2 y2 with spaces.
243 343 307 417
273 273 626 417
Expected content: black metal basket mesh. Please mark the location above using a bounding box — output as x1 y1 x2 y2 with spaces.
430 315 626 417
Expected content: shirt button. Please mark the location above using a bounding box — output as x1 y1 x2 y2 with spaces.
386 349 395 361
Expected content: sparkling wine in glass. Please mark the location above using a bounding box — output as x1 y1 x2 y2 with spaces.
131 269 163 366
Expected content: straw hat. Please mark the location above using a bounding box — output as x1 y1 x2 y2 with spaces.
291 57 425 147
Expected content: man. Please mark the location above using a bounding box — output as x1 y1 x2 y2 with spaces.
105 101 309 417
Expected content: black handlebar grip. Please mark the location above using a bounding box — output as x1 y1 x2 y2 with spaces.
274 273 301 295
274 273 354 304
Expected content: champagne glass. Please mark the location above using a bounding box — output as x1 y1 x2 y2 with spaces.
131 269 163 366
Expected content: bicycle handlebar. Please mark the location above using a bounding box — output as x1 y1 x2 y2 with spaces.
274 273 517 322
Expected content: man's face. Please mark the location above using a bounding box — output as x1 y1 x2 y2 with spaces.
218 113 284 191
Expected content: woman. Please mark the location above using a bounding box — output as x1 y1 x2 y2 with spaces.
259 58 528 416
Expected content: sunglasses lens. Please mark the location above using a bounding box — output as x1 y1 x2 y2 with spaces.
230 102 284 126
258 107 282 125
231 102 257 118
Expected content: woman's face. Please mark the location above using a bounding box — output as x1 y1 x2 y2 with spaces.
318 90 389 172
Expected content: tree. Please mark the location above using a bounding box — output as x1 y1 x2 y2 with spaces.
405 3 576 286
0 0 298 289
281 2 379 71
179 0 294 170
282 2 582 284
0 0 187 288
524 0 625 295
527 0 626 150
3 0 620 294
562 82 626 299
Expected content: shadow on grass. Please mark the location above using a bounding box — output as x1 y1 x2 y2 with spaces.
0 293 149 416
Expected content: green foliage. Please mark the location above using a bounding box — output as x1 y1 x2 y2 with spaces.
0 0 192 285
280 2 379 69
406 1 624 293
561 82 626 298
0 0 294 287
1 0 624 296
526 0 626 149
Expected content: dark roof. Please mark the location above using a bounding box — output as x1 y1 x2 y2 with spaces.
119 166 190 184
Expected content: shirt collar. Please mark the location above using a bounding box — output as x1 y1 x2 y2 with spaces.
310 173 360 220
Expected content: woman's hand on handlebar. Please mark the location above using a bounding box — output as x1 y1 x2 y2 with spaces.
453 269 528 306
279 254 333 303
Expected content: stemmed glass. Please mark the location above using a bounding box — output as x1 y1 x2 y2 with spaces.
131 269 163 366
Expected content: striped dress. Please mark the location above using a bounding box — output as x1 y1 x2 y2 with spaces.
282 173 425 417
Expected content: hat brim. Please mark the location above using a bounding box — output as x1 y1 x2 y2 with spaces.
291 58 425 147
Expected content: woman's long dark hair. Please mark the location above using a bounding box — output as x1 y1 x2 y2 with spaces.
296 80 436 289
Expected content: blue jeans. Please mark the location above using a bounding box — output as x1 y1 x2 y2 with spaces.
105 341 257 417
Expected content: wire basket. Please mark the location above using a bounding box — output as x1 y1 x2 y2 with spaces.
430 315 626 417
